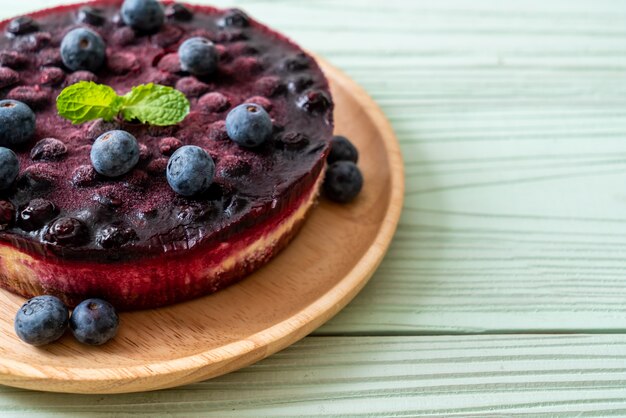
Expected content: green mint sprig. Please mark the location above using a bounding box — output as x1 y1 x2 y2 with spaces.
56 81 190 126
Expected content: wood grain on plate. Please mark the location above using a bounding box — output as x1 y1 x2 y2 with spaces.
0 58 404 394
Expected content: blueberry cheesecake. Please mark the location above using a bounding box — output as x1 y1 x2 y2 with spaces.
0 0 336 310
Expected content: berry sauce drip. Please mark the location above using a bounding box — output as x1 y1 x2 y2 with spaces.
0 1 332 261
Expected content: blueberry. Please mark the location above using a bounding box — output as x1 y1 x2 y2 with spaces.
0 100 36 147
0 200 15 230
218 9 249 28
60 28 106 72
97 223 138 248
225 103 272 147
30 138 67 162
91 130 140 177
0 147 19 190
15 296 69 346
44 217 89 247
18 198 58 231
121 0 165 33
297 89 332 114
166 145 215 196
323 161 363 203
166 3 193 21
7 16 38 36
69 298 119 346
77 6 107 26
178 37 218 76
328 135 358 164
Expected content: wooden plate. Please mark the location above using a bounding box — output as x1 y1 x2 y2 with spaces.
0 58 404 394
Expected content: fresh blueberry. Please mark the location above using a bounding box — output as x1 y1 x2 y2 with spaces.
178 37 218 76
0 147 19 190
166 145 215 196
60 27 106 72
328 135 358 164
91 130 140 177
0 100 36 147
69 298 119 346
225 103 272 148
77 6 107 26
121 0 165 33
323 161 363 203
7 16 38 36
15 295 69 346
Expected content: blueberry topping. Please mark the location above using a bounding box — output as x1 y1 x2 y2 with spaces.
0 67 19 89
288 76 314 93
91 130 140 177
39 67 65 86
178 37 218 76
297 90 332 114
219 8 249 28
93 186 123 208
166 145 215 196
121 0 165 33
0 200 15 230
0 51 29 68
219 159 251 178
198 92 230 113
44 217 89 247
72 165 98 188
30 138 67 162
66 70 98 85
60 27 106 72
323 161 363 203
77 6 107 26
0 147 19 190
7 17 39 36
283 53 310 71
175 76 210 97
225 103 273 148
69 298 119 346
6 86 50 109
14 295 69 346
255 76 284 97
166 3 194 21
276 132 310 151
0 100 36 147
159 137 182 156
328 135 358 164
15 166 54 193
15 32 51 52
97 223 138 248
18 199 58 231
176 202 214 224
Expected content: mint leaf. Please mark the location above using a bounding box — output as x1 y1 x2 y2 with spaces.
56 81 190 126
121 83 190 126
56 81 123 124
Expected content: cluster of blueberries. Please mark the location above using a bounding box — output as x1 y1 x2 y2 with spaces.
0 98 275 198
15 296 119 346
1 0 364 347
324 136 363 203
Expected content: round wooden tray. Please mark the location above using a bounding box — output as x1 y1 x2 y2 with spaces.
0 58 404 394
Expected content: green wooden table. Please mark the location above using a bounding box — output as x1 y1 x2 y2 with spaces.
2 0 626 415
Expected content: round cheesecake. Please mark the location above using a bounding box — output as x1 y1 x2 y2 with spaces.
0 1 333 310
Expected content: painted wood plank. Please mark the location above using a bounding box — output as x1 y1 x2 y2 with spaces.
0 335 626 416
3 0 626 335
